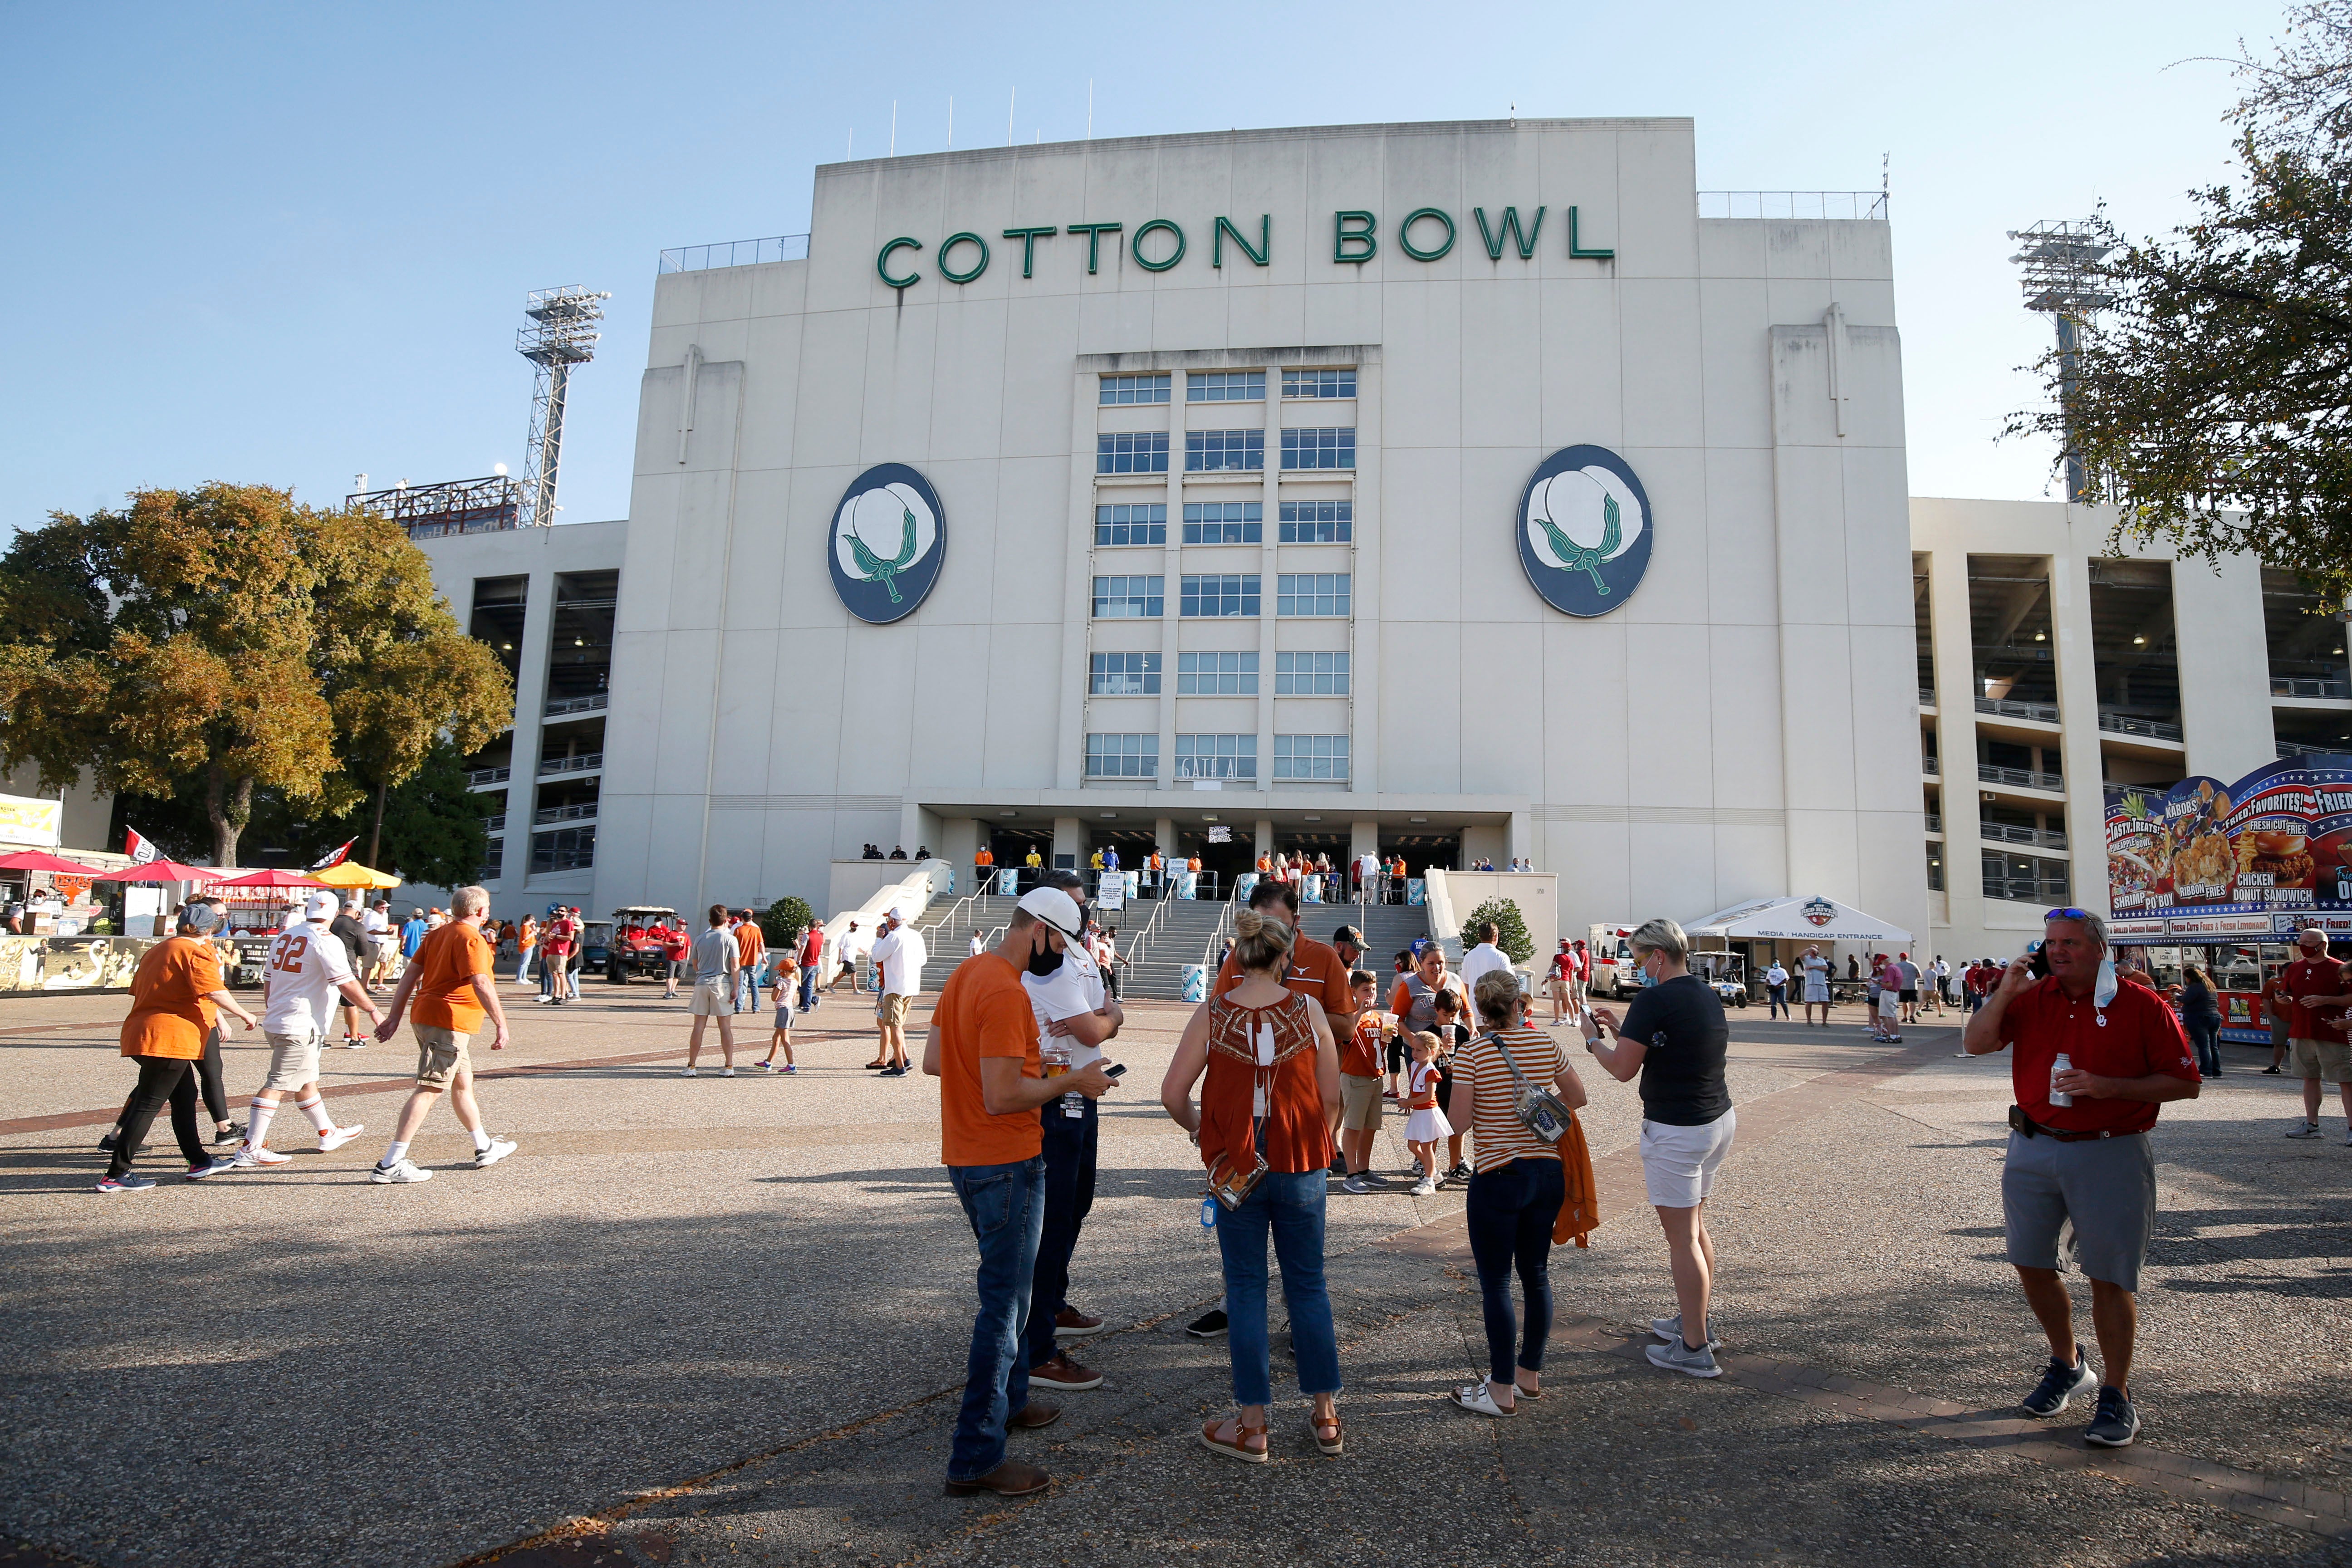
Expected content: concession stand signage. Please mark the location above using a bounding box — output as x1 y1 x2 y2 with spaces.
2105 755 2352 926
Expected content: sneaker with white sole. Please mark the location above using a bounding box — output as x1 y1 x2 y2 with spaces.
681 1067 698 1078
1342 1173 1377 1195
317 1125 364 1153
720 1067 737 1077
369 1158 432 1184
185 1155 239 1181
1646 1338 1722 1378
473 1137 518 1169
96 1174 157 1193
2019 1345 2096 1416
1650 1313 1722 1352
232 1144 292 1169
2081 1384 2140 1448
1410 1177 1437 1197
2286 1121 2322 1139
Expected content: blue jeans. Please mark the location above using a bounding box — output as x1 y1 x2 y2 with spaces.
1214 1168 1342 1406
1766 984 1788 1019
800 965 819 1009
946 1156 1046 1482
1465 1157 1564 1385
1024 1098 1098 1369
2185 1014 2222 1077
736 971 760 1013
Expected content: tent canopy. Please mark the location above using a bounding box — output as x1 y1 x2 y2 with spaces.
216 868 328 888
1687 894 1912 946
313 860 401 890
0 849 101 875
90 859 220 884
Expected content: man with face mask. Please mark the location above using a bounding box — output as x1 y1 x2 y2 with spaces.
924 886 1117 1500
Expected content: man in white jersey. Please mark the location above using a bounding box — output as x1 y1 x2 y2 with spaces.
234 890 377 1169
1018 874 1122 1395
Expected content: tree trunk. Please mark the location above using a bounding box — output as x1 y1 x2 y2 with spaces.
206 766 255 868
367 777 388 870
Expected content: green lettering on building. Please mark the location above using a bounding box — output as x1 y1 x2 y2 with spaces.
1474 206 1545 260
1398 207 1455 261
876 236 923 289
1132 219 1185 272
1568 206 1614 260
938 231 990 284
1065 221 1124 274
1333 210 1377 265
1001 225 1058 278
1214 215 1269 268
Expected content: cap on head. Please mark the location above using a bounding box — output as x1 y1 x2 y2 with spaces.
179 903 222 935
1017 886 1085 939
1331 924 1362 947
304 890 340 921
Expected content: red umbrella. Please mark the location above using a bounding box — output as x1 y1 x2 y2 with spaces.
215 868 329 888
0 849 100 875
89 859 223 883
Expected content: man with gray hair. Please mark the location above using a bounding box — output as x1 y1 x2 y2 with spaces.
1964 906 2200 1449
368 886 517 1184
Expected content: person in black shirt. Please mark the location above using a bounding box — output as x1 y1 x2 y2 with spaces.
328 897 373 1048
1584 917 1736 1380
1428 990 1475 1181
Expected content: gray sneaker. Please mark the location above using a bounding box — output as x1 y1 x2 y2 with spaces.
2019 1344 2096 1416
2286 1121 2322 1138
2082 1384 2139 1448
1650 1313 1722 1351
1342 1173 1376 1195
1646 1338 1722 1378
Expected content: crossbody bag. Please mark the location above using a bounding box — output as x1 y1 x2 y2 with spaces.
1486 1030 1574 1143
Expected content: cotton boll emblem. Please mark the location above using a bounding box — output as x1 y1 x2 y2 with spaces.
825 465 949 625
1514 446 1655 619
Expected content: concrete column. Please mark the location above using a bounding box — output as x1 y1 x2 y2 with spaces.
1052 816 1083 868
1508 809 1531 868
1257 363 1279 793
2049 544 2112 916
1155 817 1177 858
1927 542 1983 937
939 816 981 874
1254 818 1274 860
1348 819 1380 864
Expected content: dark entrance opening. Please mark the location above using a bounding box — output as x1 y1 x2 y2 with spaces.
1180 828 1254 885
986 826 1053 880
1379 832 1460 879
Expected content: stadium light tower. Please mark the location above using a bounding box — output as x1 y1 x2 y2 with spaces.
516 285 610 526
2007 220 2114 504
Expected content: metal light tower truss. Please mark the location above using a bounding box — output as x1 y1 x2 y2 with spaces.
2007 220 2115 504
348 475 522 539
517 285 610 526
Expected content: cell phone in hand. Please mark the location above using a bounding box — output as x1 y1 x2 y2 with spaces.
1102 1063 1127 1079
2026 942 2049 980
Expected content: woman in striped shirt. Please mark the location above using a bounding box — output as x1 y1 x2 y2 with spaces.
1444 969 1589 1416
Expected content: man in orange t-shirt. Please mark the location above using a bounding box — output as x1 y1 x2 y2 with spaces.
99 904 259 1191
922 886 1115 1499
733 907 767 1014
368 885 515 1184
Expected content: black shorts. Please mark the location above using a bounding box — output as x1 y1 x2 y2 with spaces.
1899 989 1918 1004
1386 1034 1408 1076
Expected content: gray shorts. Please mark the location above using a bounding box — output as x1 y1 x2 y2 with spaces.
259 1027 323 1093
2002 1130 2156 1293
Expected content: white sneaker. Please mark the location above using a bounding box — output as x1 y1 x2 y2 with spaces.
318 1125 364 1152
231 1144 291 1168
720 1067 737 1078
473 1137 518 1169
1411 1177 1437 1197
681 1067 698 1078
370 1158 432 1184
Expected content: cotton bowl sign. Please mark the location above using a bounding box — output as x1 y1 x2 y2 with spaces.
828 464 946 625
1517 446 1653 617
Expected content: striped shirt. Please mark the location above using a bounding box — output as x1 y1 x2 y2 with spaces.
1453 1026 1569 1174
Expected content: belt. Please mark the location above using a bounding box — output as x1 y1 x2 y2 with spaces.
2008 1105 2132 1142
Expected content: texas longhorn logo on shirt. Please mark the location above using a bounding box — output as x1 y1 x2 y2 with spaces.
827 463 946 625
1516 445 1653 617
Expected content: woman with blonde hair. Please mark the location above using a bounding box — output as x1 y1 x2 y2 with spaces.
1162 906 1345 1462
1584 917 1735 1378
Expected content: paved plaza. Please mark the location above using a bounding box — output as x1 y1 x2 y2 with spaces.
2 981 2347 1568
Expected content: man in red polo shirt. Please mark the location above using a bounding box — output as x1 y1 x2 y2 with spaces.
1964 907 2200 1451
2278 925 2352 1141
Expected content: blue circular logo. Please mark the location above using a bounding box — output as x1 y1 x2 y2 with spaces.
1515 445 1653 617
828 463 946 624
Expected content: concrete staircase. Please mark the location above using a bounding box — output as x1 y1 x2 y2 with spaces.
910 894 1025 990
1323 897 1436 973
1118 897 1236 1000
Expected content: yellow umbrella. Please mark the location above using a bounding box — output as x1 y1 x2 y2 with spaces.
312 860 401 889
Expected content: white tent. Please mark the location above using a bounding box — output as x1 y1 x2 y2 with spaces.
1686 894 1912 946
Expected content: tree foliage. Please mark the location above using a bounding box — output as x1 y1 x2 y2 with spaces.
0 484 512 867
1463 895 1535 965
2008 3 2352 602
761 897 817 947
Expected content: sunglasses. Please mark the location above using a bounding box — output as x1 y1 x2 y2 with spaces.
2043 907 2093 922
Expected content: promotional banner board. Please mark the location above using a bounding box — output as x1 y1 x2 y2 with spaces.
2106 755 2352 928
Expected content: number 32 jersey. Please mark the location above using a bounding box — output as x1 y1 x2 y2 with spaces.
262 922 355 1036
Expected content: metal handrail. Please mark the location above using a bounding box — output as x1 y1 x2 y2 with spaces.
2273 676 2351 699
1922 756 1940 774
1697 190 1887 220
1925 813 1942 833
1114 886 1179 973
534 803 598 824
1976 697 2060 724
544 694 608 716
1979 764 2063 791
483 814 506 833
659 235 809 272
466 766 511 787
539 753 603 776
1199 898 1238 971
1981 822 2067 848
1919 687 1936 706
2097 710 2183 741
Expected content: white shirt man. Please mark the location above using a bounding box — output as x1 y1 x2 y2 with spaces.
1460 935 1511 996
969 930 986 958
867 916 927 1075
1024 922 1108 1069
239 890 374 1166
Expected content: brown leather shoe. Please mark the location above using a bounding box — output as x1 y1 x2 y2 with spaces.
1008 1401 1061 1430
943 1458 1051 1497
1029 1351 1103 1390
1053 1305 1104 1338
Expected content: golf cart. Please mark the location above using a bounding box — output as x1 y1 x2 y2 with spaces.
602 906 681 983
1690 950 1751 1008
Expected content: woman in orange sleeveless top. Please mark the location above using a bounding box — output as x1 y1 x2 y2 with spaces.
1161 909 1344 1462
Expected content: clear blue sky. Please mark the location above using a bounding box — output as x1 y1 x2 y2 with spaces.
0 0 2288 534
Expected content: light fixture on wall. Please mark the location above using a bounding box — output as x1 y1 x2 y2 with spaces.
2132 634 2146 645
2033 632 2046 642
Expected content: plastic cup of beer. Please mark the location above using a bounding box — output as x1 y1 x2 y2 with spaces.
1042 1040 1071 1078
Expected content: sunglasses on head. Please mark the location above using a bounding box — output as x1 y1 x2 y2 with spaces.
2044 907 2092 922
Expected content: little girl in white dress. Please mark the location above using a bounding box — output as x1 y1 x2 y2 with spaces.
1402 1032 1453 1196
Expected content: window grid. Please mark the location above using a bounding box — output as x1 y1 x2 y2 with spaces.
1089 652 1162 696
1091 574 1165 618
1093 502 1167 547
1277 573 1351 617
1177 651 1259 695
1274 734 1350 780
531 825 596 874
1097 432 1169 474
1186 428 1264 472
1281 427 1356 470
1098 372 1171 405
1181 573 1260 617
1175 733 1257 781
1182 501 1262 545
1274 651 1349 695
1278 500 1353 544
1282 369 1357 399
1187 370 1265 402
1085 733 1158 778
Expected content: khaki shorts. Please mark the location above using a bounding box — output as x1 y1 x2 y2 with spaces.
2290 1037 2352 1083
879 992 911 1026
413 1024 471 1089
689 979 734 1016
259 1027 323 1093
1338 1072 1384 1132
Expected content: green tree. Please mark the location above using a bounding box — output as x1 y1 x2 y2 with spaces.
2007 3 2352 601
0 484 512 867
761 896 816 947
1463 895 1534 964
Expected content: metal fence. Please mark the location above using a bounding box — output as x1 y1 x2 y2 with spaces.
2273 677 2350 699
1982 822 2067 849
2097 710 2183 741
539 753 603 777
658 235 810 273
1697 191 1888 220
1979 764 2065 791
1977 696 2060 724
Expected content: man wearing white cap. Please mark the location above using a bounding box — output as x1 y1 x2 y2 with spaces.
235 890 376 1169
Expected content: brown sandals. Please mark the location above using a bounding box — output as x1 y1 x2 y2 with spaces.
1311 1410 1344 1456
1200 1416 1269 1463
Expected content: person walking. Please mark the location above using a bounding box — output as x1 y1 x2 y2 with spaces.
2179 961 2224 1080
367 886 519 1183
96 904 257 1192
682 904 740 1077
1763 958 1789 1020
1583 918 1735 1378
831 919 868 995
1445 968 1591 1416
328 897 372 1047
538 908 577 1005
2278 926 2352 1140
799 919 825 1012
1161 908 1346 1461
1963 908 2201 1447
362 898 395 993
659 917 687 999
869 910 927 1077
399 906 428 971
1545 939 1576 1024
1896 951 1923 1026
733 908 766 1015
1874 952 1906 1042
1799 945 1832 1027
514 912 539 988
233 890 376 1170
923 886 1117 1499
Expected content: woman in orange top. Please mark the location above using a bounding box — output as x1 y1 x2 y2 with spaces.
100 904 258 1192
1161 909 1345 1462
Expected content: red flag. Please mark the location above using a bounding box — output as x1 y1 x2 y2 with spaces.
124 827 159 866
309 838 357 871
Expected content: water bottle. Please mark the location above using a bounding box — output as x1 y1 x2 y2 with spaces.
2049 1052 2073 1108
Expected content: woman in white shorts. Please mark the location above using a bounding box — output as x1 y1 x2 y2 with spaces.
1583 917 1737 1379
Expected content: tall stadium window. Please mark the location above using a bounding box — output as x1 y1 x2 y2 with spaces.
531 826 596 874
1085 733 1158 778
1091 575 1165 618
1181 573 1259 617
1186 429 1264 472
1094 503 1167 546
1283 368 1356 399
1281 427 1356 470
1097 432 1169 474
1099 372 1171 405
1278 500 1352 543
469 575 529 685
1089 652 1161 695
1182 501 1262 544
1177 651 1259 695
1274 734 1349 780
1188 370 1265 402
1277 573 1350 617
1274 651 1348 694
1175 733 1256 781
